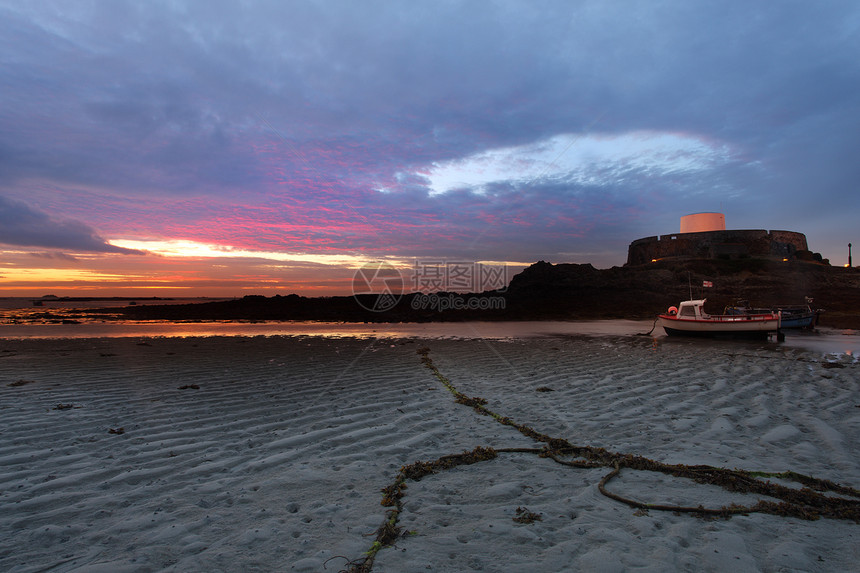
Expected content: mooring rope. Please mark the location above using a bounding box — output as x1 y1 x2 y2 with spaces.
339 347 859 572
638 315 659 336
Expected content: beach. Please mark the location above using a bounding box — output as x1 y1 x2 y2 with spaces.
1 333 858 572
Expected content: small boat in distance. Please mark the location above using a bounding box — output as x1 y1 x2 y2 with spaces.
659 299 781 339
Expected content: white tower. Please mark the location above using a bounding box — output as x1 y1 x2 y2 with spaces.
680 212 725 233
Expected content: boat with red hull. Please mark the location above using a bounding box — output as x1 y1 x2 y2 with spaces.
659 299 781 339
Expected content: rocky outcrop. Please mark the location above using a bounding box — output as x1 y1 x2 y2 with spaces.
104 259 860 328
504 259 859 326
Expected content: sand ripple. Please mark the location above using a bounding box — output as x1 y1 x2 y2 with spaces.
1 335 858 572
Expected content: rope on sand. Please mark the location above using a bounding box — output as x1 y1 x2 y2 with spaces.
638 315 660 336
340 347 860 572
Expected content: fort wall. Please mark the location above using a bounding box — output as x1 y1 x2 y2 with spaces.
626 229 809 266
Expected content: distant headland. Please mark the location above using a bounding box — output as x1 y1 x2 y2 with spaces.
100 260 859 328
95 213 859 327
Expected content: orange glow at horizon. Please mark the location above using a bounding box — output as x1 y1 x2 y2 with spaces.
0 239 529 298
106 239 416 269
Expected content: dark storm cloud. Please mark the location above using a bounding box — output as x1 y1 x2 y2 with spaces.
0 0 858 266
0 196 144 254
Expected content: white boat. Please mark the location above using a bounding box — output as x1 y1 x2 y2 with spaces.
658 299 781 339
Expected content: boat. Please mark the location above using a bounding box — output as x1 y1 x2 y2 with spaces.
658 299 781 339
777 306 820 329
723 298 821 330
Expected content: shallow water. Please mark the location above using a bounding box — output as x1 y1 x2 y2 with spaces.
0 318 857 359
0 319 652 340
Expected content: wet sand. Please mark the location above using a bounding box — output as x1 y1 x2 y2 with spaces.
1 334 857 572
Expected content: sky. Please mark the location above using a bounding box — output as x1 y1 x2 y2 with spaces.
1 0 858 297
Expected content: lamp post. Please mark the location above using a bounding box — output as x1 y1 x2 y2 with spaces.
850 243 853 267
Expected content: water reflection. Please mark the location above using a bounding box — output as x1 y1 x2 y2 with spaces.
0 320 653 341
1 319 858 357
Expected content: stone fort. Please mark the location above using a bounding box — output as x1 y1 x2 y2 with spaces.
626 212 817 266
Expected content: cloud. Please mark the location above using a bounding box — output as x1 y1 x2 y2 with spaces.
30 251 80 261
0 0 858 273
416 131 734 196
0 196 144 254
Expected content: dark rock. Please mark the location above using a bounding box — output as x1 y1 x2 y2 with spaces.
94 259 860 328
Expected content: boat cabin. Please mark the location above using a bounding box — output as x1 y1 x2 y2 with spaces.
673 299 709 320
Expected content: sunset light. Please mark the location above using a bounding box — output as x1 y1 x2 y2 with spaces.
106 239 412 269
0 2 856 297
2 6 859 573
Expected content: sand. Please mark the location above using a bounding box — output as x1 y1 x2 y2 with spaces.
0 334 858 572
